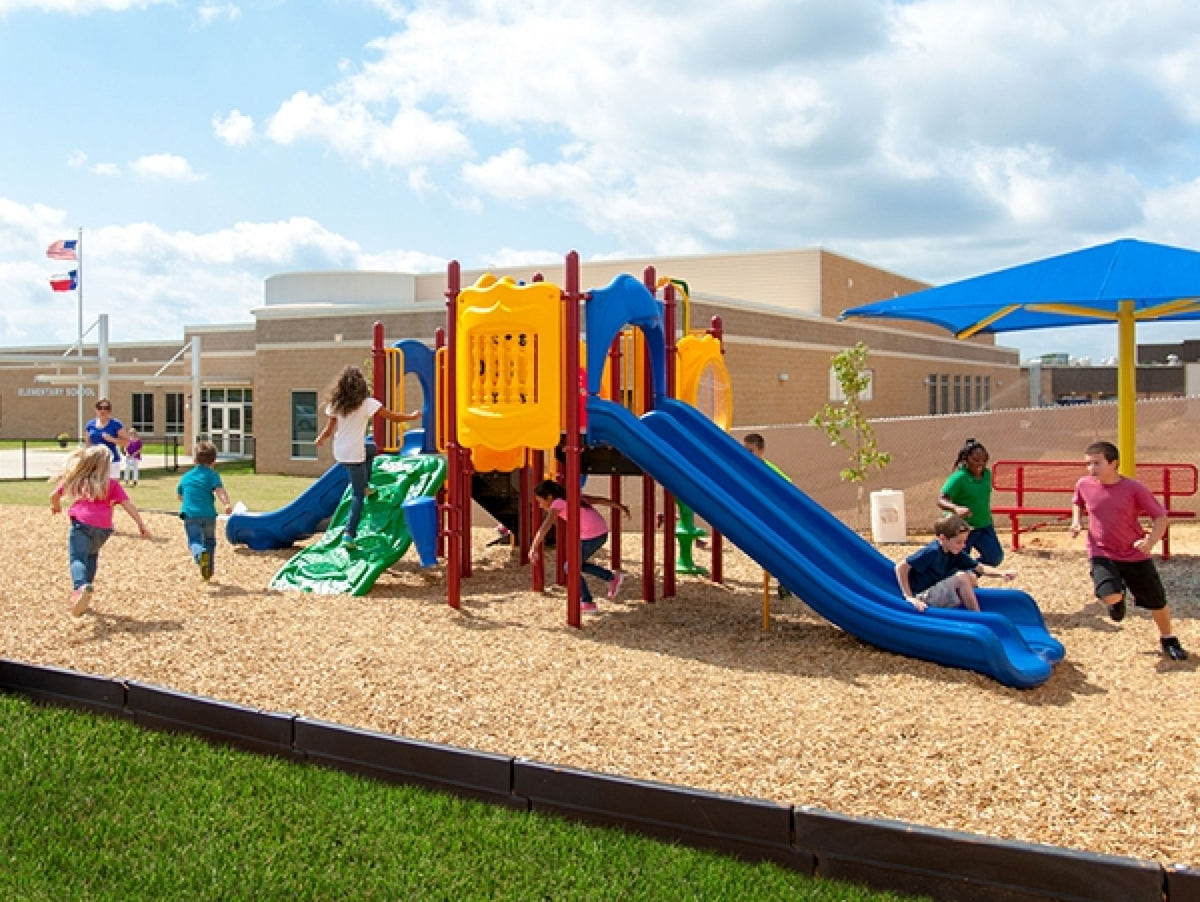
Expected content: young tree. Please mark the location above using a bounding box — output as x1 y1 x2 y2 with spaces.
808 342 891 524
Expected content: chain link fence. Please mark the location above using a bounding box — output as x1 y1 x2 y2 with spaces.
739 396 1200 533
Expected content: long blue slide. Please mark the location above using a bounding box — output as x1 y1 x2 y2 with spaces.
587 397 1064 689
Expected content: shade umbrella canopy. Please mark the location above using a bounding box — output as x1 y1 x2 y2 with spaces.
840 238 1200 472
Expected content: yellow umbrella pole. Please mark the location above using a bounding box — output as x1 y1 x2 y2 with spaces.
1117 300 1137 476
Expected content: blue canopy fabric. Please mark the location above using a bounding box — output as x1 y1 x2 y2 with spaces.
839 237 1200 472
839 238 1200 339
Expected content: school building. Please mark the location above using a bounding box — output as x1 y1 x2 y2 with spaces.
0 248 1024 477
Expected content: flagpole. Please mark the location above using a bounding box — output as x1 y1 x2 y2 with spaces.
76 226 84 443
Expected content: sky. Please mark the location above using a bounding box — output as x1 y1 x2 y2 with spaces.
5 0 1200 364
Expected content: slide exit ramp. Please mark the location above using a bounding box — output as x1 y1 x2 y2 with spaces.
269 454 446 597
587 397 1062 689
225 464 349 550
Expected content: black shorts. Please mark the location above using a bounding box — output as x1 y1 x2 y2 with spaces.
1089 557 1167 610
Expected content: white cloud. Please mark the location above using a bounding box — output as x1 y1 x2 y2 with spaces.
212 110 255 147
245 0 1200 277
195 2 239 27
0 197 447 346
129 153 202 183
266 91 470 168
67 150 121 177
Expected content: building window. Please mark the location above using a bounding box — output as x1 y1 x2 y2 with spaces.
952 375 962 413
983 376 991 410
939 374 949 413
928 374 938 415
291 391 318 459
974 376 983 411
164 393 185 434
829 367 874 402
131 393 154 432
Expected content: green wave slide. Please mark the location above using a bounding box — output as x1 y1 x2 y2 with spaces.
269 453 447 596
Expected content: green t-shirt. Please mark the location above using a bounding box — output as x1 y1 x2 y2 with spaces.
939 467 993 528
765 458 792 483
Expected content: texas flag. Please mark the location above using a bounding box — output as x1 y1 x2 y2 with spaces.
46 239 78 261
49 270 78 292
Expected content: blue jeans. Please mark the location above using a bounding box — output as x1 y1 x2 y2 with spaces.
343 446 377 539
567 534 612 603
966 524 1004 566
183 516 217 568
68 519 113 590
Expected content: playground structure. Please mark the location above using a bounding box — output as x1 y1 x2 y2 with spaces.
227 251 1064 688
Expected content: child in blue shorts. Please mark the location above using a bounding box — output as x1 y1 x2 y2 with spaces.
896 515 1016 612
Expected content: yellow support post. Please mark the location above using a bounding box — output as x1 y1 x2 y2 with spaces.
1117 300 1137 476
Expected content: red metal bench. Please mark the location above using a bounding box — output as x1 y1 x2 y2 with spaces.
991 460 1198 560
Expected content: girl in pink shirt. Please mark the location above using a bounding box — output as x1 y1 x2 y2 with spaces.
50 444 151 616
531 479 629 612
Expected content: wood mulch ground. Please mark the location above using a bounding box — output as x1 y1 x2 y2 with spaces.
2 508 1198 865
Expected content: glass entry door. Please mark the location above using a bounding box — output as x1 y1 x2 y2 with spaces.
201 388 253 456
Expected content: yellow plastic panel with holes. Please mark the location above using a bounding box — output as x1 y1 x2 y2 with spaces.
457 274 562 452
676 333 733 431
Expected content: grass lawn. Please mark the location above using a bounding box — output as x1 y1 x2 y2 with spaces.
0 693 923 902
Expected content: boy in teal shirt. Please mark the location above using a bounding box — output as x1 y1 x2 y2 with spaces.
177 440 232 581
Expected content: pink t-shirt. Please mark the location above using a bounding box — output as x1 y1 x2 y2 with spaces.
64 479 130 530
1073 475 1165 562
550 498 609 540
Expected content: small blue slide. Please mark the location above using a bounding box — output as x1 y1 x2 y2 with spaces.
587 396 1064 689
225 464 348 550
224 431 433 551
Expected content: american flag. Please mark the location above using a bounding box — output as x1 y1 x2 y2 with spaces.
46 239 78 261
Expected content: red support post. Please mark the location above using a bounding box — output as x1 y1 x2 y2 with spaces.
662 281 678 600
530 449 545 591
444 263 462 609
519 454 533 566
607 332 623 575
641 265 657 605
371 321 386 449
563 252 584 627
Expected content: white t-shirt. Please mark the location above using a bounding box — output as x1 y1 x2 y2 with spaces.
327 397 382 463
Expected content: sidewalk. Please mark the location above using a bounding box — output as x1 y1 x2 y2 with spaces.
0 448 172 480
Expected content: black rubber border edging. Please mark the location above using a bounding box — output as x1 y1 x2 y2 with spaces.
294 716 520 808
514 758 805 871
0 659 128 718
126 681 298 759
794 805 1164 902
0 658 1183 902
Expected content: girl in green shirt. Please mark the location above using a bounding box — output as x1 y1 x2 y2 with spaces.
937 437 1004 566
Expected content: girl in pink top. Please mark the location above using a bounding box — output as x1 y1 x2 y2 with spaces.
50 444 151 616
531 479 629 612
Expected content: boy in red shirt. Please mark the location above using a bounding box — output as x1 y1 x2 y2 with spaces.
1071 441 1187 661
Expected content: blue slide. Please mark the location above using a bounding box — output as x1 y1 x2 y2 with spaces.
587 397 1064 689
225 464 348 550
225 431 433 551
